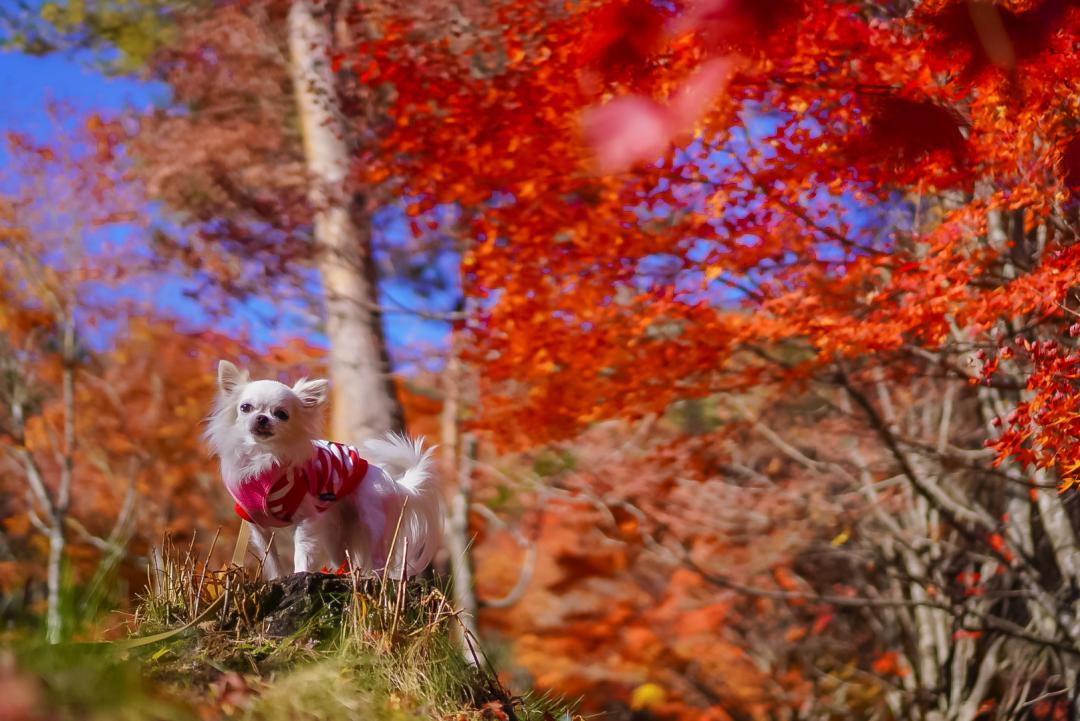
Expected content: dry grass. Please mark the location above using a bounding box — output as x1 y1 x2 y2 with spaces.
117 532 573 721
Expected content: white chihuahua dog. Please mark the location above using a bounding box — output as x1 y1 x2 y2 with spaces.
205 360 442 580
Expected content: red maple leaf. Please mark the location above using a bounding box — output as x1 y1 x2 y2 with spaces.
581 0 666 80
924 0 1079 75
854 97 969 172
1062 134 1080 193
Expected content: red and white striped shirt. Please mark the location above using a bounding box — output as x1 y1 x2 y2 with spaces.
230 441 369 527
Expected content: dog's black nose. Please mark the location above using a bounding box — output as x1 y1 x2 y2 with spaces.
255 414 271 427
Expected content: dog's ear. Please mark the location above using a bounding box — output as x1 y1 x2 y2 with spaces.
217 360 249 394
292 378 329 408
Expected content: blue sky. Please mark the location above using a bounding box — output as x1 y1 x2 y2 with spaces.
0 51 165 138
0 49 453 371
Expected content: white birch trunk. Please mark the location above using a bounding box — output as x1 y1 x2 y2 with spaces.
440 346 480 650
287 0 403 444
44 296 77 644
45 524 64 644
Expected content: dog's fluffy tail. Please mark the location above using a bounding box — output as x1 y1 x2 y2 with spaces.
363 433 442 577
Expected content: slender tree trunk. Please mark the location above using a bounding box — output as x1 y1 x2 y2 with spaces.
287 0 403 443
447 454 479 639
45 296 77 644
45 525 64 643
441 346 480 648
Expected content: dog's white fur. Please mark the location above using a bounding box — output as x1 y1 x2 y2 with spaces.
205 360 442 580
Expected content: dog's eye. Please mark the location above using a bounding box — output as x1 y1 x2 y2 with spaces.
273 409 289 422
239 403 253 414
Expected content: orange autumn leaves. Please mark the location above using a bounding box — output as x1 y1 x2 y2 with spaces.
983 329 1080 492
0 312 325 594
469 416 879 720
352 0 1079 449
0 124 333 594
336 8 1080 714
